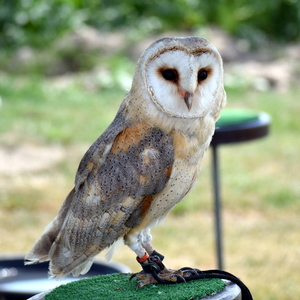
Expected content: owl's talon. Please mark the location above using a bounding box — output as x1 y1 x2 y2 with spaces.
179 266 201 272
179 267 201 277
132 253 204 286
176 274 186 282
129 272 141 281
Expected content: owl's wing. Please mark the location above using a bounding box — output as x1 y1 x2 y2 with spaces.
26 109 174 277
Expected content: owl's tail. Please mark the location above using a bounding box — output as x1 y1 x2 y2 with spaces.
25 188 103 278
25 188 75 267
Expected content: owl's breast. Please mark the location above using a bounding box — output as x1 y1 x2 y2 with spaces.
147 115 215 224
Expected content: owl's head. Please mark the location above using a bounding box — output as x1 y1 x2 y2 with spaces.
132 36 226 119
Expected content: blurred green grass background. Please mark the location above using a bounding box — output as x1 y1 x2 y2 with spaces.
1 1 300 299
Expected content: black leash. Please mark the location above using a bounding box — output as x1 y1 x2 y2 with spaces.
131 250 253 300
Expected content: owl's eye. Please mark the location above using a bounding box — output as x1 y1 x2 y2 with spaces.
161 69 178 81
198 70 208 81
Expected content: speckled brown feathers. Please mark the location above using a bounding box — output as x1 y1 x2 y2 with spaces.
26 110 175 276
25 36 226 278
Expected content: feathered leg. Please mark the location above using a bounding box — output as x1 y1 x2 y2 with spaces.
125 228 192 287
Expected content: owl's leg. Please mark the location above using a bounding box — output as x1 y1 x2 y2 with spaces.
124 228 155 258
124 231 146 258
124 229 163 284
140 228 154 255
125 229 190 287
125 229 194 287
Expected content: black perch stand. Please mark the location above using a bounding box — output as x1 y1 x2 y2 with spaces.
210 109 271 270
0 254 252 300
0 255 130 300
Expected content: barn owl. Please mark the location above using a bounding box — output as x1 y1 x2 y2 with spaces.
25 36 226 286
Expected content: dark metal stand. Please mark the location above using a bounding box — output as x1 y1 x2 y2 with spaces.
211 145 223 270
210 111 271 270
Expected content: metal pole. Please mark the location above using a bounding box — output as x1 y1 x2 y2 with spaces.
211 145 224 270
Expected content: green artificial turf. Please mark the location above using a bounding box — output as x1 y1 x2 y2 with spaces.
216 108 259 127
45 273 226 300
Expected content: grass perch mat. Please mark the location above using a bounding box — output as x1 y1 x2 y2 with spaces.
45 273 226 300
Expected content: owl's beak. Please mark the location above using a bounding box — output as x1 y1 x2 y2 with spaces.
183 92 193 110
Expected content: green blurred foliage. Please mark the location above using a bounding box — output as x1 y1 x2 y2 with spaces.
1 0 300 50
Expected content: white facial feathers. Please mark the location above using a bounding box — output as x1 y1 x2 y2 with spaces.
136 36 225 119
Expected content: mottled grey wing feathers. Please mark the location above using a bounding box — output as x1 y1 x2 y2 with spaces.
75 109 127 189
47 112 175 275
